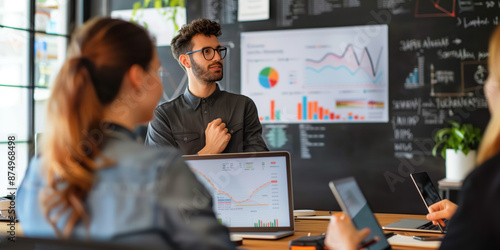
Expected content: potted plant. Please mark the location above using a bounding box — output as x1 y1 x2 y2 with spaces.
432 121 482 181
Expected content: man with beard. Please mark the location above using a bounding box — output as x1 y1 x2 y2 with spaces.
145 19 269 155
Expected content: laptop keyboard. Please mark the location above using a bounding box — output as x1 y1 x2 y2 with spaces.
417 220 448 231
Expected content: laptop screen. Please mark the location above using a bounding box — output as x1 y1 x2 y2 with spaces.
183 151 293 232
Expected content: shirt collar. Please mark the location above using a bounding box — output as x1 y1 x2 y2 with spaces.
103 122 138 141
183 83 222 110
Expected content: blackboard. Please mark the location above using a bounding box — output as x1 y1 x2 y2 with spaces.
109 0 497 214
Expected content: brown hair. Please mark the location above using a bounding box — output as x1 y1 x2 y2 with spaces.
40 17 154 238
170 18 221 71
477 25 500 165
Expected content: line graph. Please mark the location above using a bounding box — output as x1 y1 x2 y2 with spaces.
415 0 456 18
190 167 277 203
305 44 384 85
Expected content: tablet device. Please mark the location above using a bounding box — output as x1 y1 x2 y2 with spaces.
329 177 391 250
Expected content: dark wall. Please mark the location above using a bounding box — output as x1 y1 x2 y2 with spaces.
106 0 496 214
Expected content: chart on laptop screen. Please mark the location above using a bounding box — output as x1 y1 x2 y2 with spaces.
186 156 290 228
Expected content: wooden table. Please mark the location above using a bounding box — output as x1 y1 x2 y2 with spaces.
1 212 441 250
237 211 442 250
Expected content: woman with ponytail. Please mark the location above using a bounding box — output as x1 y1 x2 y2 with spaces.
16 18 235 250
323 24 500 250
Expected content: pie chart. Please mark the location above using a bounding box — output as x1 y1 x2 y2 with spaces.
259 67 279 89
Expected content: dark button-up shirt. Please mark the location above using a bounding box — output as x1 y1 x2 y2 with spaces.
145 84 269 155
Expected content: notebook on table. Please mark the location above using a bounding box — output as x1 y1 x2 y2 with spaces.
183 151 294 239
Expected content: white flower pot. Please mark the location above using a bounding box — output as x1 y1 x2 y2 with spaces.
445 149 476 181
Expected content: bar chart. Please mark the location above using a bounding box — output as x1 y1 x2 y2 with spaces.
254 219 278 227
404 56 425 89
257 97 383 122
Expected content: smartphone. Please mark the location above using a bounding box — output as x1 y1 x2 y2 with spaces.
413 235 445 241
410 172 446 233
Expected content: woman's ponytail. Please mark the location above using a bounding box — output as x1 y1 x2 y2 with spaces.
38 17 153 238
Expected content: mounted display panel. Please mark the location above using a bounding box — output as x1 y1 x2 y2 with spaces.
241 25 389 124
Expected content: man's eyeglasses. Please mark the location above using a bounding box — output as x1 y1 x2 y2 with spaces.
185 47 227 60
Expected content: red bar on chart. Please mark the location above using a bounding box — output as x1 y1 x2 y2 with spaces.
270 100 275 120
330 113 334 120
313 101 318 117
298 103 302 120
319 107 323 120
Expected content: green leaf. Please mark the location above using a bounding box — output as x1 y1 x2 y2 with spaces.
453 128 464 140
441 148 447 159
432 141 444 157
463 147 470 155
155 0 162 9
435 128 451 142
132 1 142 17
448 120 460 128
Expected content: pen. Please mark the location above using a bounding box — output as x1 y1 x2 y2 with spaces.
358 236 379 249
436 220 445 233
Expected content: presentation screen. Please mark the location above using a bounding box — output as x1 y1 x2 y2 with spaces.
241 25 389 123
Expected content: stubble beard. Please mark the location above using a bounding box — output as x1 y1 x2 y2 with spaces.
191 57 224 84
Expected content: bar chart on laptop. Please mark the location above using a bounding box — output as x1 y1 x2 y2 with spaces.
187 157 290 228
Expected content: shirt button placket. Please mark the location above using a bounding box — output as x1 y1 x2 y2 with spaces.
202 98 210 125
203 99 208 115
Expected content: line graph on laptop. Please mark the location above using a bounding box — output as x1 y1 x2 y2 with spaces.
191 167 277 206
187 157 290 227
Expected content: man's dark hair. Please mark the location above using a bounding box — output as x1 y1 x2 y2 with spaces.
171 18 222 71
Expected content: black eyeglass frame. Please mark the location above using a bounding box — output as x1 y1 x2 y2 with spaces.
185 46 227 60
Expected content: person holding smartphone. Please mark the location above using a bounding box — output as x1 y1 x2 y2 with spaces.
325 24 500 250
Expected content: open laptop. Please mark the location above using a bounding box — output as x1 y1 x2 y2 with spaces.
382 172 447 234
329 177 392 250
183 151 294 239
